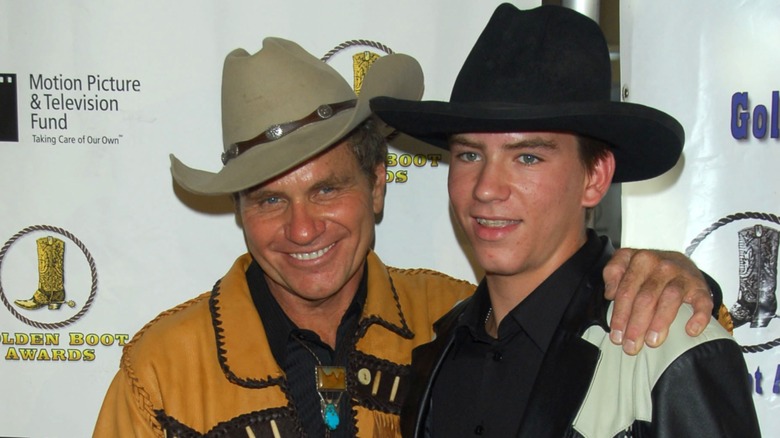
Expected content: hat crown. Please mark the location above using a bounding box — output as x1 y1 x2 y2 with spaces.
451 4 611 106
369 3 685 184
221 38 355 151
171 38 424 195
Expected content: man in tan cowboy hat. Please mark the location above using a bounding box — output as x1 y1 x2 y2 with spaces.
95 36 721 437
372 4 760 437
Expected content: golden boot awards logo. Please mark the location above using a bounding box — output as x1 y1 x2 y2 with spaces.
686 212 780 397
0 225 97 329
686 212 780 352
1 225 131 363
14 236 76 310
321 40 444 184
320 39 391 94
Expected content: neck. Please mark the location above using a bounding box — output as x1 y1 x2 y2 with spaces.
484 233 587 329
484 274 537 332
268 284 359 350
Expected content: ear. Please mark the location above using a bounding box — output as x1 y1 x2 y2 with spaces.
581 151 615 208
371 163 388 215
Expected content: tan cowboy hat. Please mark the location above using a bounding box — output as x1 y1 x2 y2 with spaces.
170 37 423 195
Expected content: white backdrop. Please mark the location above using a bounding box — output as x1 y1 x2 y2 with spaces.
2 0 773 436
621 0 778 433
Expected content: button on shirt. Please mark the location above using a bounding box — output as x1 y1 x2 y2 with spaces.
430 236 603 437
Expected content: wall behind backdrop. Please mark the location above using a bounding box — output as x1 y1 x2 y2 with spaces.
0 0 774 436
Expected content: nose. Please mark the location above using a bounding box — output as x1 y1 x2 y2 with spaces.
285 201 325 245
473 160 510 202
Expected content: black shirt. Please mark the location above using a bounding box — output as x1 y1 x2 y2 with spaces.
247 261 367 438
430 235 604 437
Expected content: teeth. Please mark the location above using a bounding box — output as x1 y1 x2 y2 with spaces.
290 244 334 261
476 218 519 227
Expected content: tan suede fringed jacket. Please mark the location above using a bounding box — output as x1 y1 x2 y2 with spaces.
94 251 473 437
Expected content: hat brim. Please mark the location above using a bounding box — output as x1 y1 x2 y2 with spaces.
171 53 423 195
371 97 684 183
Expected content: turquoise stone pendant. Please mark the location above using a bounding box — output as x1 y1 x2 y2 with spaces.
323 402 340 430
315 366 345 431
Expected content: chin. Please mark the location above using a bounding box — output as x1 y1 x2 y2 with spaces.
474 247 526 270
476 259 522 277
483 267 523 277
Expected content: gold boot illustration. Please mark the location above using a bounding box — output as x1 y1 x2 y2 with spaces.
731 225 779 328
14 236 76 310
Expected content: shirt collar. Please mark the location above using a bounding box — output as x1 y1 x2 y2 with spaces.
457 230 605 353
210 251 413 387
358 251 415 339
246 260 368 366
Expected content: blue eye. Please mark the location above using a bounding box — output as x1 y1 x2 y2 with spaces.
457 152 481 162
519 154 540 164
261 196 282 206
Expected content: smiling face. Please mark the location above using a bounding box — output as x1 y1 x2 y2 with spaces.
238 140 386 310
447 132 614 292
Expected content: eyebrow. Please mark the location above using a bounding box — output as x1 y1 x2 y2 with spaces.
310 173 355 191
449 134 558 151
242 172 355 201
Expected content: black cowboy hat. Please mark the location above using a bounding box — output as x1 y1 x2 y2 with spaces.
371 3 684 183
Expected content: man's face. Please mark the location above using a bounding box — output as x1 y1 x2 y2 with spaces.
447 132 611 284
238 141 385 307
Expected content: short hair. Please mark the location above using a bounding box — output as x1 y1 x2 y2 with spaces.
576 135 612 174
344 117 387 188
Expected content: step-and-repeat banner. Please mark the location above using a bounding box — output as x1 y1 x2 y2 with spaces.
621 0 778 434
2 0 774 436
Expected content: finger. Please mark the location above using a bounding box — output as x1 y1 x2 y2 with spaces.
643 281 685 347
607 249 661 348
619 278 661 355
606 248 714 353
603 248 634 300
620 252 683 353
605 248 638 345
684 286 714 336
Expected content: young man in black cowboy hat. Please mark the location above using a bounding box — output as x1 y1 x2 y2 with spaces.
96 28 722 438
373 4 760 437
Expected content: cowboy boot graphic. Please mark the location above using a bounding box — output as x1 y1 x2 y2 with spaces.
353 50 380 95
731 225 778 328
14 236 76 310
